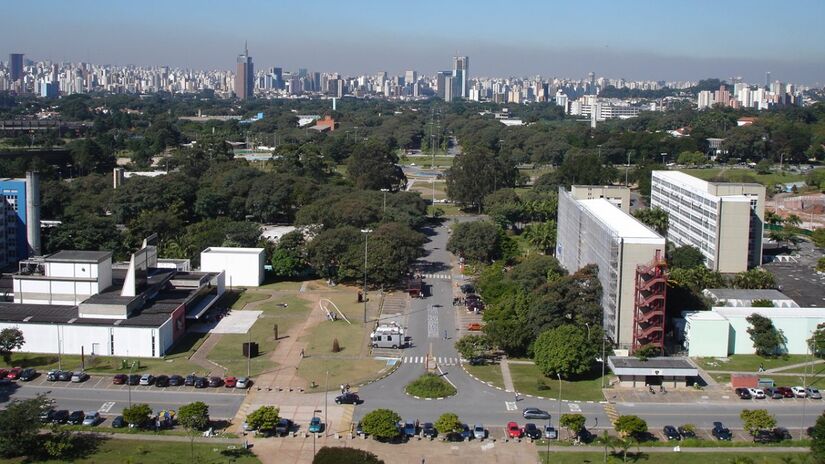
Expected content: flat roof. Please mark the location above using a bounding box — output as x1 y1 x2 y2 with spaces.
0 302 171 328
202 247 264 254
713 306 825 318
763 260 825 307
609 356 696 369
579 199 664 244
653 170 711 191
704 288 792 301
46 250 112 263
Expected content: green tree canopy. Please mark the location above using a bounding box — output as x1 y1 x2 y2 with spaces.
732 268 776 290
0 328 25 363
614 415 648 439
246 406 280 432
360 409 402 441
740 409 777 436
633 207 669 236
560 413 587 438
812 412 825 462
0 395 50 458
668 245 705 270
177 401 210 431
446 148 517 211
446 221 502 263
533 324 598 379
746 313 787 356
346 141 406 191
454 334 491 359
434 412 462 435
122 403 153 428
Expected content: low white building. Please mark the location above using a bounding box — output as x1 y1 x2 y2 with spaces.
685 306 825 357
200 247 265 287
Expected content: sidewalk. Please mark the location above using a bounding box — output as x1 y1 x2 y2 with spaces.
499 356 515 393
189 333 225 376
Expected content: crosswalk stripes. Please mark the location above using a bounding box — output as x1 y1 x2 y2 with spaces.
603 403 620 425
401 356 460 366
420 273 451 280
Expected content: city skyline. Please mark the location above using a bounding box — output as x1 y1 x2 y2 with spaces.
3 0 825 84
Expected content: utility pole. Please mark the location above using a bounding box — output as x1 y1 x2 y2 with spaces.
247 329 251 378
361 229 372 324
556 373 562 433
127 360 137 409
380 188 389 214
324 370 329 436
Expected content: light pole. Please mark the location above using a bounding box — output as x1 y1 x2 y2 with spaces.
361 229 372 324
247 327 252 378
324 370 329 437
380 188 389 214
625 151 631 187
585 323 591 340
556 373 562 433
801 343 810 438
127 360 137 409
601 334 607 389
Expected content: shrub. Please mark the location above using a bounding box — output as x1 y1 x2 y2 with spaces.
313 447 384 464
405 373 457 398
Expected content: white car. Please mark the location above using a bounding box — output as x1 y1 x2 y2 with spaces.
748 388 766 399
473 424 486 440
791 386 807 398
139 374 154 386
236 377 249 389
806 387 822 399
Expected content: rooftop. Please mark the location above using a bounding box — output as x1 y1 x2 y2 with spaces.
202 247 264 254
704 288 793 302
0 302 173 328
653 170 763 192
45 250 112 263
579 199 664 244
712 306 825 318
609 356 696 370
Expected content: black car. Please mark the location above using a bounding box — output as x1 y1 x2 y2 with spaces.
275 418 293 436
773 427 792 441
155 375 170 387
194 377 208 388
753 430 779 443
523 423 541 440
46 370 62 381
677 426 696 439
40 409 55 423
764 387 784 399
335 393 360 404
712 422 732 441
111 415 126 428
127 374 141 386
735 388 752 400
57 371 72 381
184 374 197 386
52 410 70 424
422 422 437 439
169 375 184 386
19 368 37 381
663 425 680 440
576 428 594 443
67 410 84 425
522 408 551 420
459 284 475 294
468 357 486 366
208 376 223 387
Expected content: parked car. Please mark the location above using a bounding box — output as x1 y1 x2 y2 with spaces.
127 374 141 385
748 388 766 399
467 323 483 331
422 422 437 439
71 371 89 383
0 369 8 378
677 426 696 439
459 423 472 441
712 422 732 441
735 387 752 399
473 424 486 440
775 386 795 398
184 374 197 386
51 410 69 424
139 374 154 386
402 421 417 438
663 425 680 440
791 386 808 398
111 416 126 428
57 371 72 381
308 417 323 433
169 375 184 386
523 423 541 439
468 357 486 366
522 408 551 420
208 376 223 387
40 409 55 423
235 377 250 389
576 428 594 443
46 370 61 381
806 387 822 399
155 375 170 387
544 425 558 439
67 410 85 425
19 368 37 381
275 418 293 436
773 427 792 440
356 421 366 437
82 412 101 426
6 367 22 379
194 377 208 388
753 430 779 443
224 376 237 388
764 387 784 399
459 284 475 294
335 393 360 404
112 374 127 385
507 421 523 439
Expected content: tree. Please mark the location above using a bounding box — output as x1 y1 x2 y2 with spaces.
818 257 825 273
523 220 557 254
740 409 776 436
532 325 597 379
246 406 280 432
755 159 773 175
434 412 462 436
733 268 776 290
446 149 517 211
633 208 668 236
313 447 385 464
668 266 725 293
360 408 402 441
560 413 586 439
808 323 825 359
178 401 210 461
751 299 774 308
68 138 112 174
454 334 491 359
746 313 787 356
668 245 705 270
270 230 308 279
0 328 24 363
552 152 618 188
634 344 660 361
346 142 406 191
811 228 825 249
811 412 825 463
0 395 50 458
122 403 153 429
45 214 123 258
677 151 706 166
446 221 502 263
614 415 648 439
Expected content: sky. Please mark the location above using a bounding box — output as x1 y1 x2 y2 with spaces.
4 0 825 85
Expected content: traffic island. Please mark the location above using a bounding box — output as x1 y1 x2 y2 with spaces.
404 373 457 400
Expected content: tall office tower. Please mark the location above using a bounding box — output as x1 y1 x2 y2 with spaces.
436 71 451 99
556 187 665 348
234 42 254 99
297 68 308 78
650 171 765 273
404 70 417 86
765 72 771 89
452 56 469 98
588 71 596 93
272 67 283 90
312 72 320 92
9 53 24 82
443 75 454 101
0 172 41 267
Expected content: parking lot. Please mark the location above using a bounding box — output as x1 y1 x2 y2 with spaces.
17 374 246 395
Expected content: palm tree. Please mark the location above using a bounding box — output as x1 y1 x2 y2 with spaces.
633 208 669 236
524 220 557 254
765 210 782 226
785 214 802 228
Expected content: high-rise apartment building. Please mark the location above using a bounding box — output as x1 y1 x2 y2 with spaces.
650 171 765 273
452 56 469 99
556 187 666 348
0 172 41 268
436 71 452 100
9 53 24 82
234 43 254 99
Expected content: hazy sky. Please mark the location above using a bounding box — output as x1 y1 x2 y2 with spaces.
5 0 825 85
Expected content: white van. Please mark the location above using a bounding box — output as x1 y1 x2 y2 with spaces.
371 324 405 349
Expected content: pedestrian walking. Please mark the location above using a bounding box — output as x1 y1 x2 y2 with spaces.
300 348 305 359
444 329 448 340
340 384 345 394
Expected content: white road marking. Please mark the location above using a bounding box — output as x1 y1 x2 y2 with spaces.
427 305 439 338
99 401 115 413
505 401 517 411
568 403 582 412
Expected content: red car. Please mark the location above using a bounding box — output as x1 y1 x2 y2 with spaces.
0 369 9 378
775 386 795 398
112 374 127 385
224 376 237 388
6 367 22 380
507 421 523 438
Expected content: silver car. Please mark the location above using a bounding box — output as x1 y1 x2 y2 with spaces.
82 411 100 426
236 377 249 389
473 424 486 440
807 387 822 399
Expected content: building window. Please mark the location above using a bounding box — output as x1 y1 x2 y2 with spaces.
110 333 115 355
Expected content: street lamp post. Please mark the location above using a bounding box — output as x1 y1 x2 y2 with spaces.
324 370 329 437
247 328 251 378
380 188 389 214
361 229 372 324
601 334 607 389
127 360 137 409
556 373 562 434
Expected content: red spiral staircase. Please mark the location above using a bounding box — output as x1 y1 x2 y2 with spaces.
632 250 667 354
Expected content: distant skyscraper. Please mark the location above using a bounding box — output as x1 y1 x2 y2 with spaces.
452 56 469 99
765 72 771 89
436 71 451 100
404 70 417 86
234 43 254 100
588 71 596 94
9 53 24 82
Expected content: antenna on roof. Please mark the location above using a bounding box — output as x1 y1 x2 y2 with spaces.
245 40 248 56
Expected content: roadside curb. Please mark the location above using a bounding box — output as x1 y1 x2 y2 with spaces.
355 359 402 388
460 362 607 404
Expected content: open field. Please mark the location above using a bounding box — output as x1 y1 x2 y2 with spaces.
509 363 607 401
679 167 808 187
537 451 809 464
694 355 811 373
464 363 505 386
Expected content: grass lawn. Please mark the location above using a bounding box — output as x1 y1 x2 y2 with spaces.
298 357 389 391
207 294 310 377
465 363 505 387
258 279 305 291
694 354 811 373
429 204 469 216
231 290 271 309
405 373 457 398
679 167 808 187
509 363 607 401
537 451 808 464
399 155 454 167
10 439 259 464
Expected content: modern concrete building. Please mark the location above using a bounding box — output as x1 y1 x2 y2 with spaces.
200 247 265 287
452 56 469 99
1 172 41 268
650 171 765 273
608 356 699 388
570 185 632 213
234 43 254 100
556 188 666 349
685 306 825 357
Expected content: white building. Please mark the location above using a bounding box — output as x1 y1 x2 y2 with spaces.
650 171 765 273
200 247 265 287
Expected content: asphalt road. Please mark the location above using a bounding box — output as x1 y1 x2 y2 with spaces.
356 220 825 432
1 377 245 419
